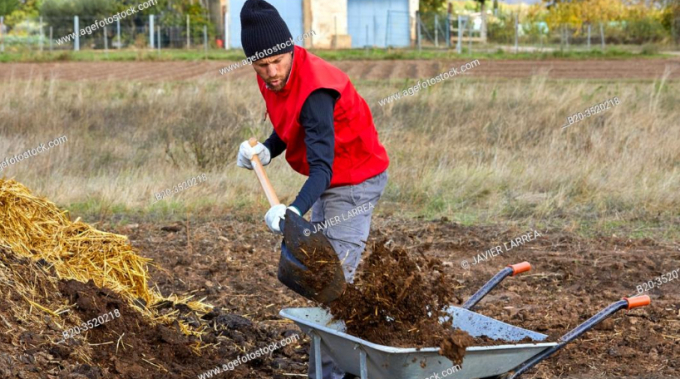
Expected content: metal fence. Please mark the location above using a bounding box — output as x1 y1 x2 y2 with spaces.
2 12 679 54
0 15 214 53
416 11 680 53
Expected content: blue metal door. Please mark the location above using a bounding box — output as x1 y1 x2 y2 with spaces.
229 0 304 49
347 0 410 48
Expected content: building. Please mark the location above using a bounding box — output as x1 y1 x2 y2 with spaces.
216 0 419 49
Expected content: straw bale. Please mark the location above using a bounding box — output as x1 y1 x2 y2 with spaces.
0 179 211 335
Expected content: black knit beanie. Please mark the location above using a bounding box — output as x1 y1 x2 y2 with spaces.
240 0 294 61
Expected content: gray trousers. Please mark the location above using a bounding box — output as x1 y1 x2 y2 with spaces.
307 170 388 379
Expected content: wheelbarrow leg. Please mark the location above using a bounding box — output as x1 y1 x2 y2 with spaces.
354 345 368 379
312 332 322 379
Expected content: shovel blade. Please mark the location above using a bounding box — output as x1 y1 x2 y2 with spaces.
277 210 346 304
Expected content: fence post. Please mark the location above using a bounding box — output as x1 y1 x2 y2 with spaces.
385 12 390 48
203 24 208 59
157 25 161 55
468 16 472 55
49 26 53 52
446 13 451 48
417 11 422 52
149 15 155 48
74 16 80 51
435 14 439 47
40 17 44 52
186 15 190 49
0 16 4 53
224 12 229 49
565 25 569 50
104 26 108 54
599 22 605 51
374 15 377 47
456 15 462 54
117 18 121 49
365 24 369 51
334 15 338 49
514 13 518 54
587 23 591 50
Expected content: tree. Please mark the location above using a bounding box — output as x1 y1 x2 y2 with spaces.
420 0 447 13
475 0 487 42
41 0 118 30
545 0 625 30
0 0 20 16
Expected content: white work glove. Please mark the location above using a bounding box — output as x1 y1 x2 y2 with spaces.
237 140 271 170
265 204 301 235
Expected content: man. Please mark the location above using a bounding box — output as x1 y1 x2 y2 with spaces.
235 1 389 378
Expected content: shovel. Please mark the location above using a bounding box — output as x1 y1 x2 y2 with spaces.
247 138 346 304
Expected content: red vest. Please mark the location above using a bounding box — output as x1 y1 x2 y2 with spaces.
257 46 389 187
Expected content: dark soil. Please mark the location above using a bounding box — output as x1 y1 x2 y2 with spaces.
440 329 476 365
58 279 223 378
326 238 528 363
0 248 306 379
3 59 680 82
2 214 679 378
328 238 477 362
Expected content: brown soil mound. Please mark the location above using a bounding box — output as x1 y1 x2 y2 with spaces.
328 239 474 363
0 248 306 378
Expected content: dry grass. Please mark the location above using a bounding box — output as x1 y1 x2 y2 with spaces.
0 74 678 238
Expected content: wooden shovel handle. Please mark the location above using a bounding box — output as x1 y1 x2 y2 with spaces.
249 138 280 206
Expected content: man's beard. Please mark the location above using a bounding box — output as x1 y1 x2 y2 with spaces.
266 58 293 92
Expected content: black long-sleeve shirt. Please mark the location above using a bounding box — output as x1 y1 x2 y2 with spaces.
262 88 339 215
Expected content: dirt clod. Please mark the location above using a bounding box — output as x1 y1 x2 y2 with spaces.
328 238 470 363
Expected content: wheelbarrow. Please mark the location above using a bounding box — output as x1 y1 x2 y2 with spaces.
280 262 650 379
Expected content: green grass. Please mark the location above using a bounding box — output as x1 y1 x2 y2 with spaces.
0 45 670 63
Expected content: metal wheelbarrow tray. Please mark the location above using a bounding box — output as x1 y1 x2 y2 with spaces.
280 262 650 379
